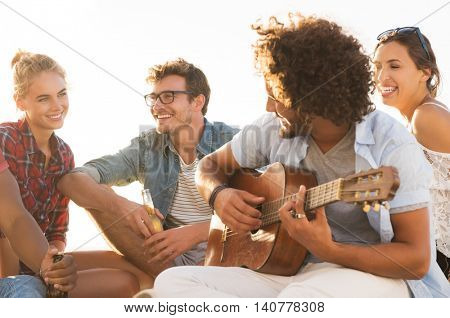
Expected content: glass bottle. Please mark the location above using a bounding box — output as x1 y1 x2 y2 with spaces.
46 254 68 298
141 189 163 233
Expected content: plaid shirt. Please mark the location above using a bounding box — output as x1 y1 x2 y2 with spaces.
0 118 74 249
0 152 8 172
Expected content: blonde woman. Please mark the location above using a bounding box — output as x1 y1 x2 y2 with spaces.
373 27 450 279
0 51 152 297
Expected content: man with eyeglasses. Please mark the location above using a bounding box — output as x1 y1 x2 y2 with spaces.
57 59 238 284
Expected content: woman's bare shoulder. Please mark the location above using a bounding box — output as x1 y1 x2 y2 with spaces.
412 100 450 152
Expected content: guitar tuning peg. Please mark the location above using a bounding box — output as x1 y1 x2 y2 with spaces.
362 201 371 213
382 202 390 210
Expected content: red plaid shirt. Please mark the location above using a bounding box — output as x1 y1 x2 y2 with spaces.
0 152 8 172
0 118 74 249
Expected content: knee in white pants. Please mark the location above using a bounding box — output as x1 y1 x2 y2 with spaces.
153 266 197 297
278 282 332 298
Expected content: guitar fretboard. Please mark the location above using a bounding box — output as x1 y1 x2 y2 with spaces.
259 178 343 226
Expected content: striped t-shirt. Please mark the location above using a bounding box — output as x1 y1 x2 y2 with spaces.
165 156 213 228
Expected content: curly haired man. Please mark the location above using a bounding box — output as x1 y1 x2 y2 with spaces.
151 14 450 298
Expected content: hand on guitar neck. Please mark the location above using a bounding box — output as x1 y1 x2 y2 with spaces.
213 188 265 234
278 185 334 262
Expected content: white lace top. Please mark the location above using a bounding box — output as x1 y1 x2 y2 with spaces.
409 102 450 257
420 145 450 257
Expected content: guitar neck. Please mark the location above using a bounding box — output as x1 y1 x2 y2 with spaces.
260 178 343 226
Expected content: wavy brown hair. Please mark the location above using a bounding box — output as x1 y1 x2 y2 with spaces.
252 14 374 125
146 58 211 115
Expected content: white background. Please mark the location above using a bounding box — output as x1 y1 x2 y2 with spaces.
1 298 449 316
0 0 448 252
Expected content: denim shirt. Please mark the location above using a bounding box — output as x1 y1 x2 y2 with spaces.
231 110 450 298
75 118 238 218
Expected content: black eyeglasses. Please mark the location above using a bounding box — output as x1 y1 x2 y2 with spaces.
144 90 193 107
376 27 431 61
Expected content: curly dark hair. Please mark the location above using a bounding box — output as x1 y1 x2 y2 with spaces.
146 58 211 115
252 14 374 125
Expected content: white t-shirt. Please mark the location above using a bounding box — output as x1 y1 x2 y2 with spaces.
165 157 213 228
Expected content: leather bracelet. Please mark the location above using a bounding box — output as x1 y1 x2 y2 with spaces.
208 184 228 209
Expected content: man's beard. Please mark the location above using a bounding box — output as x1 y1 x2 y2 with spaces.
155 112 192 135
278 120 312 139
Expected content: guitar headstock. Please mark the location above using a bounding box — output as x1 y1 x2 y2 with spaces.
340 166 400 212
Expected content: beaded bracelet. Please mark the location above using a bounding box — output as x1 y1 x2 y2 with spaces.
208 184 229 209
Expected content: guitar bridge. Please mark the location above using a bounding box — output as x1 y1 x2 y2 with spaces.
221 226 228 242
220 226 229 262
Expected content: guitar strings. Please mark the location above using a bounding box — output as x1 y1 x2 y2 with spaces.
254 188 369 211
221 168 362 239
221 176 386 239
252 179 342 211
223 189 371 237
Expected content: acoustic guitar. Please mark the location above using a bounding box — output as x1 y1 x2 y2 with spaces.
205 162 399 276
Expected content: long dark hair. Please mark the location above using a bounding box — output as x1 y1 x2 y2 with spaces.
376 32 440 97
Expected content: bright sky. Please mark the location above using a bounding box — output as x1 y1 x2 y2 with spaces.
0 0 449 252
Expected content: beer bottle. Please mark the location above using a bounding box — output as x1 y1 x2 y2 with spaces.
46 253 68 298
141 189 163 233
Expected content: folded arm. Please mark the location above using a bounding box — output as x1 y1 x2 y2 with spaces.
327 208 430 279
57 171 155 238
280 186 430 279
0 168 48 274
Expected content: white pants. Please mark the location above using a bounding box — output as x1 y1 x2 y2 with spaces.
152 262 411 297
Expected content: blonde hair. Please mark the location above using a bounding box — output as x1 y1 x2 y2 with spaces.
11 50 66 99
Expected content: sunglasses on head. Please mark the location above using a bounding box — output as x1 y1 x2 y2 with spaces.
377 27 431 61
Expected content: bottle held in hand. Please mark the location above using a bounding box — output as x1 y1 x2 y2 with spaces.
142 189 163 233
46 253 68 298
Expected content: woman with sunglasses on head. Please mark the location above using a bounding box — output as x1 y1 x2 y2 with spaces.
373 27 450 280
0 50 152 296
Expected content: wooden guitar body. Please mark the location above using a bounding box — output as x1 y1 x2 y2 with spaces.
205 162 317 276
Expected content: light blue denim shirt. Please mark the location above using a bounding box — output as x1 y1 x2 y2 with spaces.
231 110 450 298
74 118 238 218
